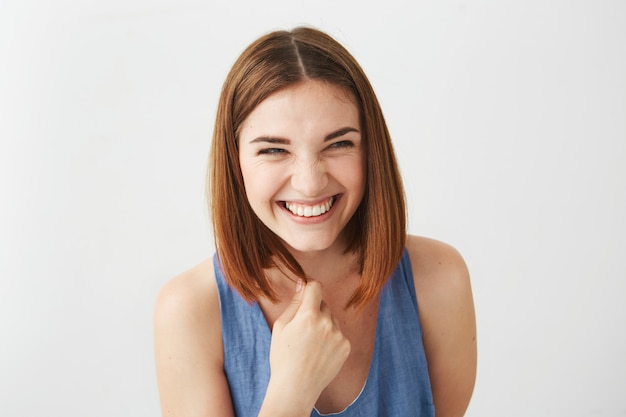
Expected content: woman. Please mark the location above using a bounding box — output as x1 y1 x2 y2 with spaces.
154 27 476 417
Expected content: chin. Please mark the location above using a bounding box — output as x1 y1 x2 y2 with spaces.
281 234 340 255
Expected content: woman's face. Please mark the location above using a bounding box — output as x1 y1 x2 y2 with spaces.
238 80 365 255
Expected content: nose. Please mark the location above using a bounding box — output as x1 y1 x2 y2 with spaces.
290 158 328 197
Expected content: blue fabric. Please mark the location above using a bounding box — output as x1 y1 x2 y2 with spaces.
214 249 435 417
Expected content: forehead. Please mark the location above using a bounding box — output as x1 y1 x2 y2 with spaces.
239 80 360 139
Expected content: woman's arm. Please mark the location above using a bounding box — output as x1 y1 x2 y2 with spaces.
154 260 236 417
407 235 477 417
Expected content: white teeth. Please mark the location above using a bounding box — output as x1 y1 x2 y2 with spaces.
285 197 334 217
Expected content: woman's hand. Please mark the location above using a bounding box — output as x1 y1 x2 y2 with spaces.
259 280 350 417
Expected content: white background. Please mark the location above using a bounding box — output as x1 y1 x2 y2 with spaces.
1 1 625 416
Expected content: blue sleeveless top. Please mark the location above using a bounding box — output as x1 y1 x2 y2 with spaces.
214 250 435 416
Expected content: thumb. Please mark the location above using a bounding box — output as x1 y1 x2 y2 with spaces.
275 279 305 327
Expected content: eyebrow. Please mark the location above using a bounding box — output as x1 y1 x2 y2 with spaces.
248 127 359 145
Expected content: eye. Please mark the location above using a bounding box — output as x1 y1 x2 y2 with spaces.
327 140 355 150
257 148 287 156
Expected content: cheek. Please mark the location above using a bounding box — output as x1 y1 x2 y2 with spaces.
240 162 283 204
341 157 366 192
354 170 366 199
241 169 262 204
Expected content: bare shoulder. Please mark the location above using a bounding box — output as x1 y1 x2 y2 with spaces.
154 258 218 326
154 258 234 416
406 235 476 417
405 234 469 291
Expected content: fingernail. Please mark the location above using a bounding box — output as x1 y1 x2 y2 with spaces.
296 279 304 292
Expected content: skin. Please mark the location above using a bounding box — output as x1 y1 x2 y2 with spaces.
238 80 365 256
154 80 477 416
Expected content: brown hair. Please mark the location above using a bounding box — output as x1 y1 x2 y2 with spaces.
209 26 406 310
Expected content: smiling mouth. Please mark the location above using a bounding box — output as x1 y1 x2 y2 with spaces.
282 196 337 218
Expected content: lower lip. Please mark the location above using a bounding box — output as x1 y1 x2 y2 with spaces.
279 195 341 224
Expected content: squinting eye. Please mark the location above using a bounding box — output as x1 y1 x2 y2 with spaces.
258 148 286 155
328 140 354 149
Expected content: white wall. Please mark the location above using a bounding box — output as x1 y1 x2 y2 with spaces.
1 1 624 416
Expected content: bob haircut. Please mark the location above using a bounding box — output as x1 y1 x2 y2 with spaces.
209 26 406 310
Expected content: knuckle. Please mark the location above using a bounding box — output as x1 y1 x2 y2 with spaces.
341 338 351 357
308 280 323 292
298 309 317 323
319 317 333 333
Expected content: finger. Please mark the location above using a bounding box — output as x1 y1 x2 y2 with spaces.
320 301 338 326
275 279 305 325
301 280 324 311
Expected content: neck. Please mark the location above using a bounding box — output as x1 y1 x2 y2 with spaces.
266 240 361 302
293 248 360 284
